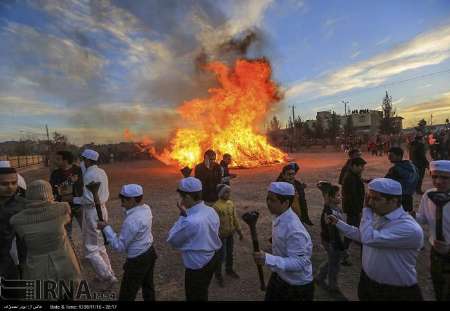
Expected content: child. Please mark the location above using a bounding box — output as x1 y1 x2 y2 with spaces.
213 184 243 287
316 181 347 299
97 184 157 301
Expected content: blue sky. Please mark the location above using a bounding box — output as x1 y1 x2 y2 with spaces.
1 0 450 145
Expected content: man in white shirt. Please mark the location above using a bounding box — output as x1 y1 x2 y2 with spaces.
416 160 450 301
80 149 117 287
167 177 222 301
253 182 314 301
328 178 424 301
98 184 157 301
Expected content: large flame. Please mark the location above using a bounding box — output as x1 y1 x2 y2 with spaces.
130 58 287 168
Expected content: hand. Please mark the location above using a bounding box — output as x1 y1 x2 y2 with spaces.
326 215 339 225
238 231 244 241
253 251 266 266
433 240 450 255
97 221 108 230
177 201 187 216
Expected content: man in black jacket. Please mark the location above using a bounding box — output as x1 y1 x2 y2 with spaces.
195 150 222 206
277 163 313 225
0 167 27 280
50 150 84 239
409 133 429 195
341 157 366 264
338 149 362 185
385 147 418 213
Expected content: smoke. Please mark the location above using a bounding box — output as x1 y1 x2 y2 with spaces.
1 0 274 143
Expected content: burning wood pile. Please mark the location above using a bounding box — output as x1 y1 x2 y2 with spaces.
127 58 287 169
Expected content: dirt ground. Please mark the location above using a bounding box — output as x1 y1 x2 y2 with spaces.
22 150 436 301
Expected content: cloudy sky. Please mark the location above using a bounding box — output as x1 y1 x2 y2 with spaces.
1 0 450 145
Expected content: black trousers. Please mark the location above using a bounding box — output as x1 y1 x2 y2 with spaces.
215 235 234 275
415 165 426 193
265 273 314 301
185 251 220 301
402 195 414 212
119 246 157 301
343 213 361 250
430 248 450 301
358 270 423 301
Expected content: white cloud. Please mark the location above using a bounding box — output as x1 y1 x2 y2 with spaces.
0 96 65 116
322 17 345 39
287 24 450 100
351 50 361 59
376 36 392 46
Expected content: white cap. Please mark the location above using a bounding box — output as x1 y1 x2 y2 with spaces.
17 174 26 190
268 182 295 196
178 177 202 192
81 149 99 161
430 160 450 173
368 178 402 196
120 184 143 197
0 161 11 168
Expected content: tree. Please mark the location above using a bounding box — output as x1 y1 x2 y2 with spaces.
52 132 68 146
379 91 395 134
313 121 325 139
327 111 340 143
269 116 282 132
304 124 313 138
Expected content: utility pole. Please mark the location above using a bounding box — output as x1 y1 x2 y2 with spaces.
290 105 296 152
342 100 349 116
45 124 50 167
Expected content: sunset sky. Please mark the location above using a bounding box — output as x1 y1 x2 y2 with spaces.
1 0 450 145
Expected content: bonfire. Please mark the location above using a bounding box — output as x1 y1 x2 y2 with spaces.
128 58 287 168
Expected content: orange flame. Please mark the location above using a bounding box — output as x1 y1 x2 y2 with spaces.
127 58 287 168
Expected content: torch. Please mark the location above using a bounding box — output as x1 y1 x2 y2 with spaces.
86 181 108 245
242 211 266 291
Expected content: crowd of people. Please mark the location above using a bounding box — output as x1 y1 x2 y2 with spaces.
0 139 449 302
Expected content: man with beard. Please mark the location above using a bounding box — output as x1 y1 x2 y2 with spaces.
0 167 27 280
195 150 223 206
416 160 450 301
409 133 429 195
328 178 424 301
385 147 419 213
277 163 313 226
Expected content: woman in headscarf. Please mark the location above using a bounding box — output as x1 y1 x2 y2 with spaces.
10 180 81 297
277 163 314 225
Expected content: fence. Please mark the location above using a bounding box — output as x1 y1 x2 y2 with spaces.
0 155 44 169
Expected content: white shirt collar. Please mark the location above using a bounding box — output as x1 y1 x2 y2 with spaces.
274 207 293 226
125 203 147 216
383 207 405 221
187 201 205 216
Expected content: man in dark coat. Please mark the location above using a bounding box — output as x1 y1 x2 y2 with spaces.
219 154 237 186
385 147 419 213
341 157 366 264
338 149 362 185
409 133 429 195
195 150 222 206
277 163 313 225
0 167 27 280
